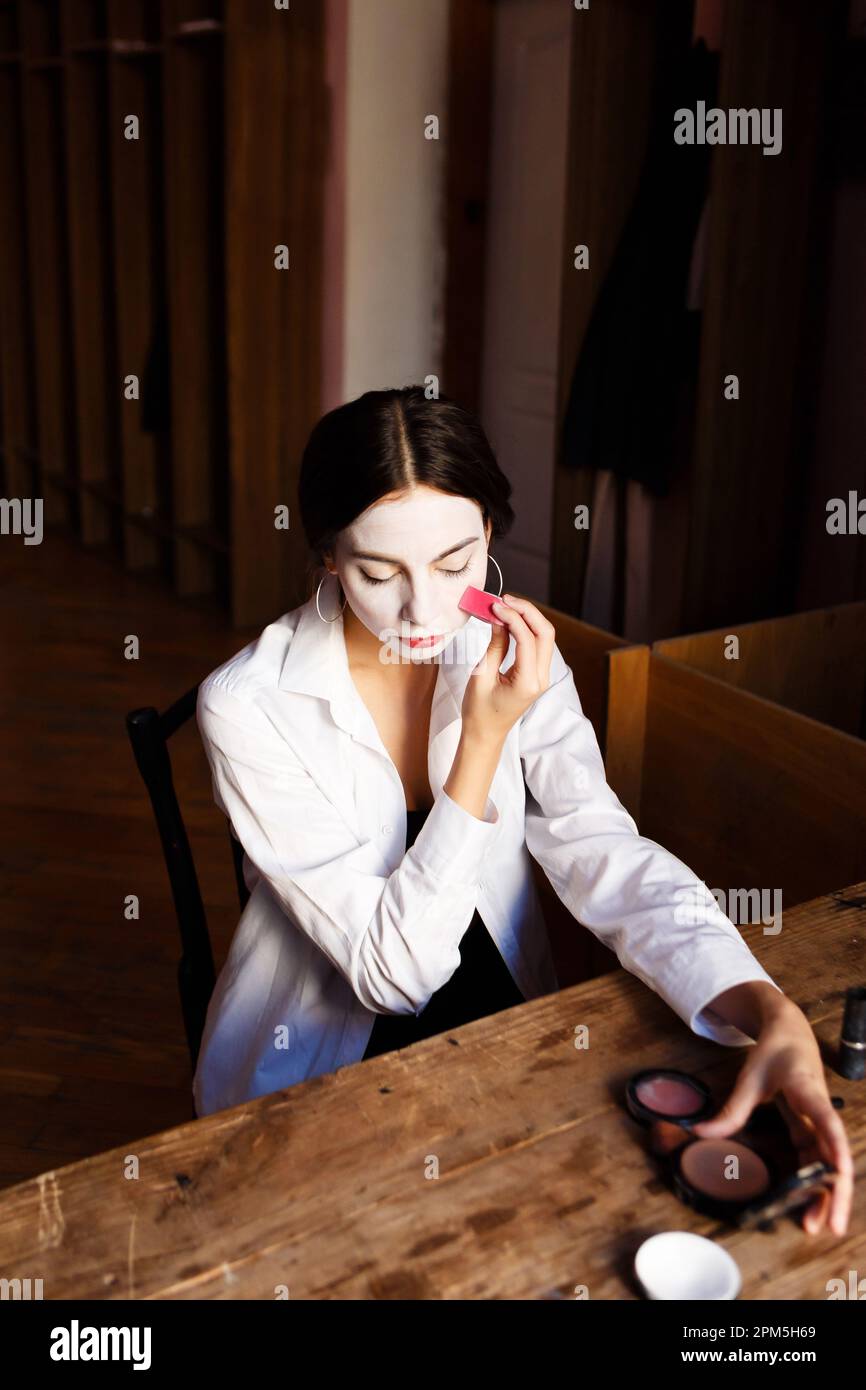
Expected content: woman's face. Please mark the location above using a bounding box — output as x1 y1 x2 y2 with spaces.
326 486 494 664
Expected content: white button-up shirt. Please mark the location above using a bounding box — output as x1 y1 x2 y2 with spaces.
192 593 782 1116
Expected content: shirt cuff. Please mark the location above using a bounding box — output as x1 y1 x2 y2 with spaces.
410 787 500 887
688 968 786 1047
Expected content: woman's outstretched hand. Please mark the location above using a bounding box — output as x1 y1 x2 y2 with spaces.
689 996 854 1236
461 594 555 745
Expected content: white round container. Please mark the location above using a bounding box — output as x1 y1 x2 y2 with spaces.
634 1231 742 1300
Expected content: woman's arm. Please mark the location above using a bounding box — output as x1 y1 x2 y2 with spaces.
699 979 788 1039
444 727 507 820
518 638 783 1046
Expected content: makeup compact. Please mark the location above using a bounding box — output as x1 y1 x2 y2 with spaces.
626 1068 714 1127
625 1067 838 1229
458 584 507 626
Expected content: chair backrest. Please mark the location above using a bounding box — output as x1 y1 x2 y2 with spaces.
126 684 250 1076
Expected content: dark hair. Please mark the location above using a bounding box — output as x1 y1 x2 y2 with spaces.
298 385 515 596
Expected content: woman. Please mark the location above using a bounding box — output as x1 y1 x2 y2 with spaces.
193 386 851 1236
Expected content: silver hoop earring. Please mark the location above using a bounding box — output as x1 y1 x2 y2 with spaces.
315 573 347 623
488 553 504 598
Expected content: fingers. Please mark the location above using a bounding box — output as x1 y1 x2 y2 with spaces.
690 1063 768 1140
693 1071 853 1237
802 1185 833 1236
489 598 538 687
777 1079 854 1236
774 1091 819 1153
492 594 555 688
773 1093 825 1236
471 619 505 682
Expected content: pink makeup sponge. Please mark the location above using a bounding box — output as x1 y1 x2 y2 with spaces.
458 585 507 626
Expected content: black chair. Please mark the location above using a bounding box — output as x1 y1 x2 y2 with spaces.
126 684 250 1093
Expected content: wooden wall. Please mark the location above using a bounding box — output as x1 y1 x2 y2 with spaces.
0 0 326 628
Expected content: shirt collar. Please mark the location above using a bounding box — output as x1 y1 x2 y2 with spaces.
277 583 494 755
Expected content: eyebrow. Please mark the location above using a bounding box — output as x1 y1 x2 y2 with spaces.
349 535 479 565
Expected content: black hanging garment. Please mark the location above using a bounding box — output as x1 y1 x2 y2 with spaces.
362 806 525 1059
560 38 719 499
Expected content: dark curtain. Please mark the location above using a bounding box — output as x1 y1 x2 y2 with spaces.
560 38 719 500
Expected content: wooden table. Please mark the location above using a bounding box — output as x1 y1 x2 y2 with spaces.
0 882 864 1299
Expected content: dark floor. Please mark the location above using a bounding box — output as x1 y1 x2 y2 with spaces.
0 527 260 1189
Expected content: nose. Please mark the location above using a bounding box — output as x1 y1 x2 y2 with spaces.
400 575 447 632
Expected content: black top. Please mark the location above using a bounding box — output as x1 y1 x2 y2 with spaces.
362 805 525 1059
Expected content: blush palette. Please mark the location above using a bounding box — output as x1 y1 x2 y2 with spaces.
624 1066 838 1229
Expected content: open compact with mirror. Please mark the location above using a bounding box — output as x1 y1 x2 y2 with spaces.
624 1067 838 1229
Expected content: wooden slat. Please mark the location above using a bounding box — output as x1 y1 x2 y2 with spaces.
105 0 163 569
605 642 650 820
161 0 226 596
442 0 494 415
0 879 862 1299
0 24 35 499
225 0 325 627
20 0 75 524
654 601 866 740
61 0 117 546
641 653 866 908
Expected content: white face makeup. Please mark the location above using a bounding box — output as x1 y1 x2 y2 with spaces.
327 486 493 665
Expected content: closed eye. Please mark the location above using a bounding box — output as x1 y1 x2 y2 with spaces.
442 559 473 578
360 573 392 585
360 558 472 586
